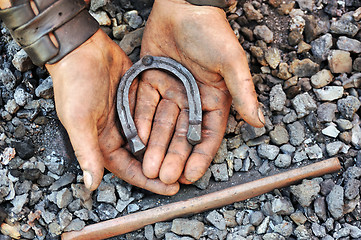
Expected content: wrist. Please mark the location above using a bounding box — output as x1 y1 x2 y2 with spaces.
0 0 99 66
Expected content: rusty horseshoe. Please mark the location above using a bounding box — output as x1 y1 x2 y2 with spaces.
117 55 202 156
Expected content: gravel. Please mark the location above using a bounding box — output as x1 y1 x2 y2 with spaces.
1 0 361 239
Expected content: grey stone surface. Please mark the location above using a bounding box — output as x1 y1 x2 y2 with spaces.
287 121 305 146
305 144 323 159
97 181 116 204
291 93 317 118
35 77 53 99
314 197 327 221
211 163 229 182
274 220 293 237
317 103 337 122
290 179 320 207
269 125 289 146
337 96 361 120
310 69 333 88
257 144 279 160
337 36 361 53
206 210 226 230
270 84 286 112
311 33 333 61
326 185 344 219
272 197 294 215
155 222 172 239
344 178 360 200
171 218 204 239
314 86 344 101
274 154 291 168
56 188 73 208
254 25 273 43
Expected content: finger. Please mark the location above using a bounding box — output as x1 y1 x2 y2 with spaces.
65 116 104 191
220 43 265 128
159 109 193 184
183 108 229 183
105 147 180 196
134 74 160 145
142 99 180 179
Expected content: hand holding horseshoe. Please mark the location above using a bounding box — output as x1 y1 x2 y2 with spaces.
135 0 265 185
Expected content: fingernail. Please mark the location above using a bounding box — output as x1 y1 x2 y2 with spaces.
83 171 93 189
258 107 265 126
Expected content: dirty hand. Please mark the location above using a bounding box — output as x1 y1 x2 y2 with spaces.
136 0 265 185
46 29 179 195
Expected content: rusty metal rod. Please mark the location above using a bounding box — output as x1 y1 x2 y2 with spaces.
62 157 341 240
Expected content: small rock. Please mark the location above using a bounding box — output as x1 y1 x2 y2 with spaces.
265 48 281 69
241 123 266 142
63 219 85 232
344 178 360 200
318 103 337 123
49 173 75 191
254 25 273 43
326 141 345 156
336 119 353 131
314 86 344 102
297 41 312 53
296 0 314 11
290 212 307 225
74 209 89 221
270 84 286 112
211 163 229 182
287 121 305 146
311 33 333 61
97 181 116 204
274 221 293 237
123 10 143 29
206 210 226 231
277 63 292 80
35 77 53 99
289 59 319 77
57 188 73 208
12 49 34 72
171 218 204 239
310 69 333 88
272 197 294 215
314 197 327 221
256 216 270 234
344 223 361 238
280 144 295 155
90 11 111 26
144 225 154 240
250 211 264 226
127 203 139 213
14 88 32 107
257 144 279 160
328 50 353 74
333 227 351 239
305 144 323 159
337 36 361 53
97 203 118 221
291 92 317 118
112 24 130 40
244 3 263 21
294 225 312 239
5 99 19 115
269 125 289 146
119 28 144 55
326 185 344 219
290 179 320 207
213 139 227 163
11 193 28 214
116 198 134 213
311 223 327 237
58 208 72 230
155 222 172 239
330 19 359 37
274 154 291 168
194 168 211 190
13 141 35 160
337 96 361 120
0 68 16 90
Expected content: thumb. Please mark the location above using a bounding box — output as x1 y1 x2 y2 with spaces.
66 121 104 191
220 48 265 128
